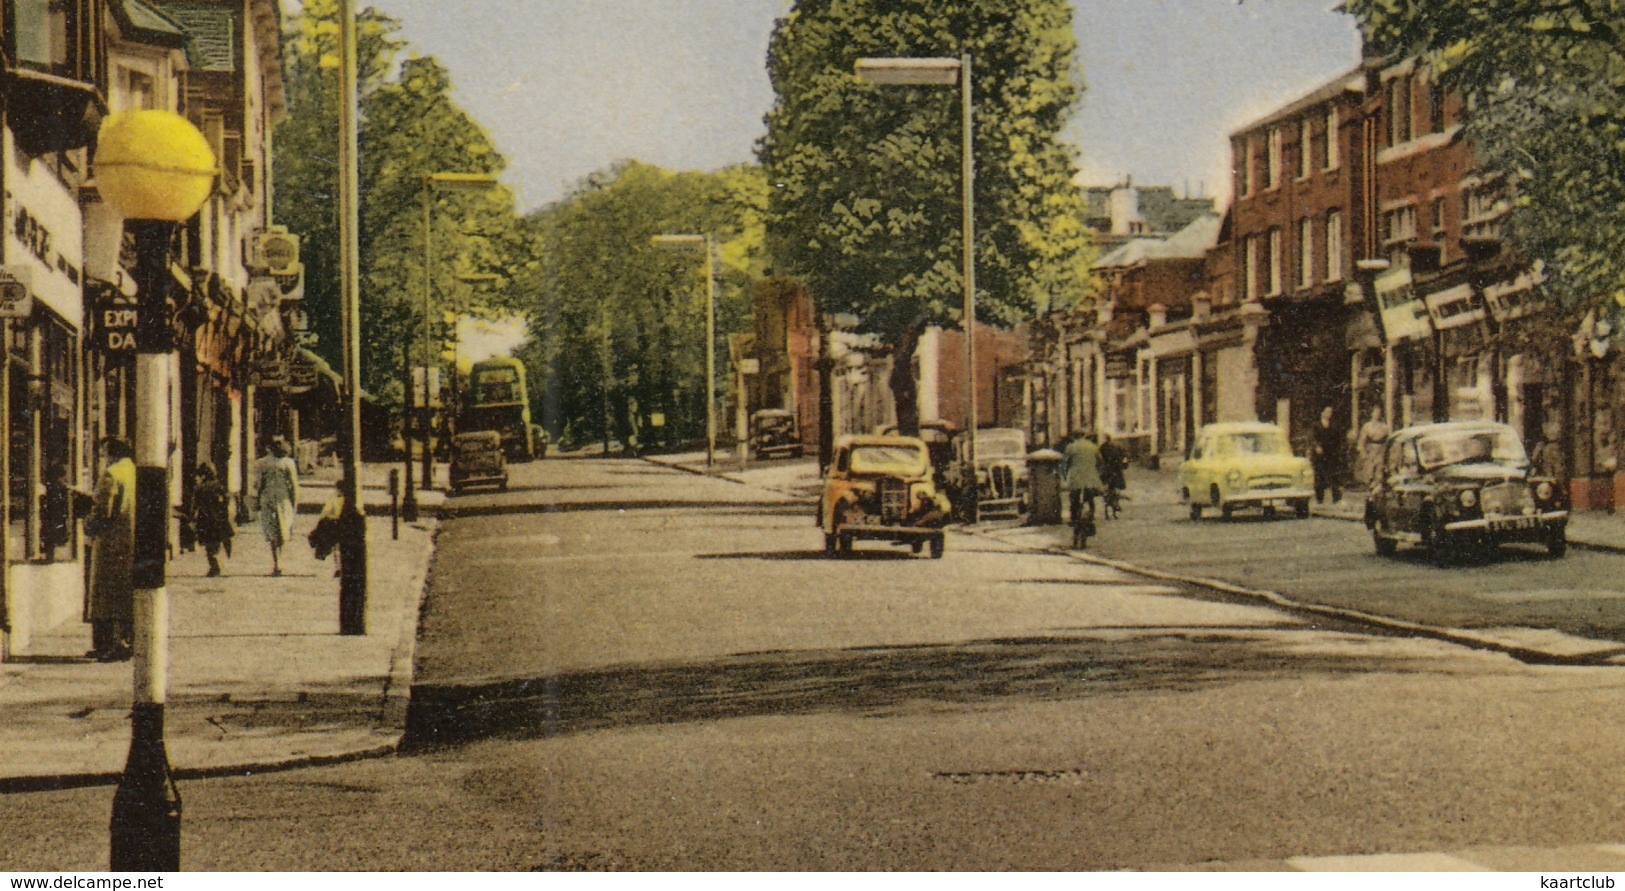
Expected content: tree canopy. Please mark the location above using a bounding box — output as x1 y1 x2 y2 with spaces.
1345 0 1625 329
511 162 767 451
758 0 1094 429
274 0 520 409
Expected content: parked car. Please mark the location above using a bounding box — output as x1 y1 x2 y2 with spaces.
951 427 1030 519
1179 422 1315 520
448 430 508 494
818 434 950 558
1364 420 1568 562
750 409 804 460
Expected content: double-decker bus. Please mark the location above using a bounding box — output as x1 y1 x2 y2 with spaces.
461 356 535 460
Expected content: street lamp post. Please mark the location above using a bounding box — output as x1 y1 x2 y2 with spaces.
855 54 979 522
406 172 500 515
652 234 716 467
93 109 218 872
336 0 368 635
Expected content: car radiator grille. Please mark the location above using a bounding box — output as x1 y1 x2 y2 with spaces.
879 479 909 523
1480 482 1531 514
990 464 1016 498
1248 475 1293 490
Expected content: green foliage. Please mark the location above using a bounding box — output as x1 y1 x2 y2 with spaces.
1345 0 1625 326
274 0 521 412
758 0 1095 343
511 162 768 450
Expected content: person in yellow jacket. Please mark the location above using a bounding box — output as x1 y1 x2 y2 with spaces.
85 438 136 662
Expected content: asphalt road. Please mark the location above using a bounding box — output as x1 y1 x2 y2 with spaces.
1069 473 1625 657
8 456 1625 871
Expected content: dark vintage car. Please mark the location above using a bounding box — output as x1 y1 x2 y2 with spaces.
749 409 804 460
1364 421 1568 562
818 434 950 558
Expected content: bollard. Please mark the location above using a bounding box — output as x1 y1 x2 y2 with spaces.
1027 448 1064 526
388 468 400 540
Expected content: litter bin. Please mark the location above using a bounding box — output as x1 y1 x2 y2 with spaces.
1026 448 1063 526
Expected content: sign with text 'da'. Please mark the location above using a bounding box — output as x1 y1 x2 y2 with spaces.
91 283 138 353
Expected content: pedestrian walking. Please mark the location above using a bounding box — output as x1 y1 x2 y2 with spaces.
1061 430 1105 549
193 462 234 577
84 438 135 662
1355 406 1391 487
308 481 346 577
251 438 300 577
1098 432 1127 518
1310 405 1346 504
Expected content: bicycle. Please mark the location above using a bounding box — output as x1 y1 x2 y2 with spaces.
1069 488 1098 549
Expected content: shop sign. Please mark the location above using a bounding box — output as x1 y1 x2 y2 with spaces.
92 286 139 352
0 267 33 319
253 356 288 388
1373 266 1431 344
1484 270 1544 322
1424 283 1485 330
1104 353 1134 379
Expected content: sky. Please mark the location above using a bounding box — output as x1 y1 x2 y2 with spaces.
335 0 1364 213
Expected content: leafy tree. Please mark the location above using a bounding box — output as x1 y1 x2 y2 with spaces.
758 0 1095 433
1344 0 1625 330
511 162 767 451
274 1 520 413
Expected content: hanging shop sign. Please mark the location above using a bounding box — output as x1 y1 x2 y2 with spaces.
1373 266 1432 344
1423 283 1485 331
0 266 34 319
1484 270 1544 323
252 355 288 388
91 284 139 353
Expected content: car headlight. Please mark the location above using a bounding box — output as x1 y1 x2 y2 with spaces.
1226 469 1243 486
1535 481 1555 501
1458 489 1478 509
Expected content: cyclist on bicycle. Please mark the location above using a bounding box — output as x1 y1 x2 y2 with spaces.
1061 430 1105 549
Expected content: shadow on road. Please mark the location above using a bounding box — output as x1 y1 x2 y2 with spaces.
439 499 800 519
695 549 918 562
403 631 1447 752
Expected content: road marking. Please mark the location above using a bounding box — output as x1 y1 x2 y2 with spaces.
1288 852 1491 871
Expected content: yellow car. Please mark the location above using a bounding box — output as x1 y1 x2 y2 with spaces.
1178 422 1315 520
819 434 950 558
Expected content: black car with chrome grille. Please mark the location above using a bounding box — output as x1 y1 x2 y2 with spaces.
1364 421 1568 563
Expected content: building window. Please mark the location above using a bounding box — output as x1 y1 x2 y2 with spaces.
1387 76 1413 146
1265 128 1281 189
1297 118 1312 180
1325 210 1344 282
1462 180 1508 241
1298 216 1314 291
1266 228 1282 296
1428 79 1446 133
13 0 70 72
1383 205 1417 246
1237 138 1253 197
1325 108 1339 170
116 66 156 112
1245 234 1261 301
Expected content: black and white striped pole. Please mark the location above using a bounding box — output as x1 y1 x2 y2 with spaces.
94 110 218 873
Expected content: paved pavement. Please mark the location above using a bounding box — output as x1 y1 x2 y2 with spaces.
0 463 442 790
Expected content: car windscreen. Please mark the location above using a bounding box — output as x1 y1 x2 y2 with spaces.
1217 431 1290 456
849 444 928 475
1415 428 1527 470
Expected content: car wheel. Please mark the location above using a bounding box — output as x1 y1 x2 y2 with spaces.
1422 516 1453 566
838 532 853 556
1294 499 1310 519
929 534 945 559
1372 522 1397 557
1262 505 1277 519
1220 502 1235 520
911 540 923 554
1547 527 1568 559
824 533 838 557
1189 502 1202 521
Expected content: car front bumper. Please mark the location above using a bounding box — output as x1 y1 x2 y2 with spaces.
839 524 943 542
1224 487 1314 506
1443 510 1568 535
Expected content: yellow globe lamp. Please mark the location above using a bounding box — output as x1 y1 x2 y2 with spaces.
94 111 217 221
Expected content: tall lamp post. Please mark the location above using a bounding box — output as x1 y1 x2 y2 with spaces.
855 54 979 522
336 0 367 635
404 172 500 517
93 109 217 871
652 234 716 467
